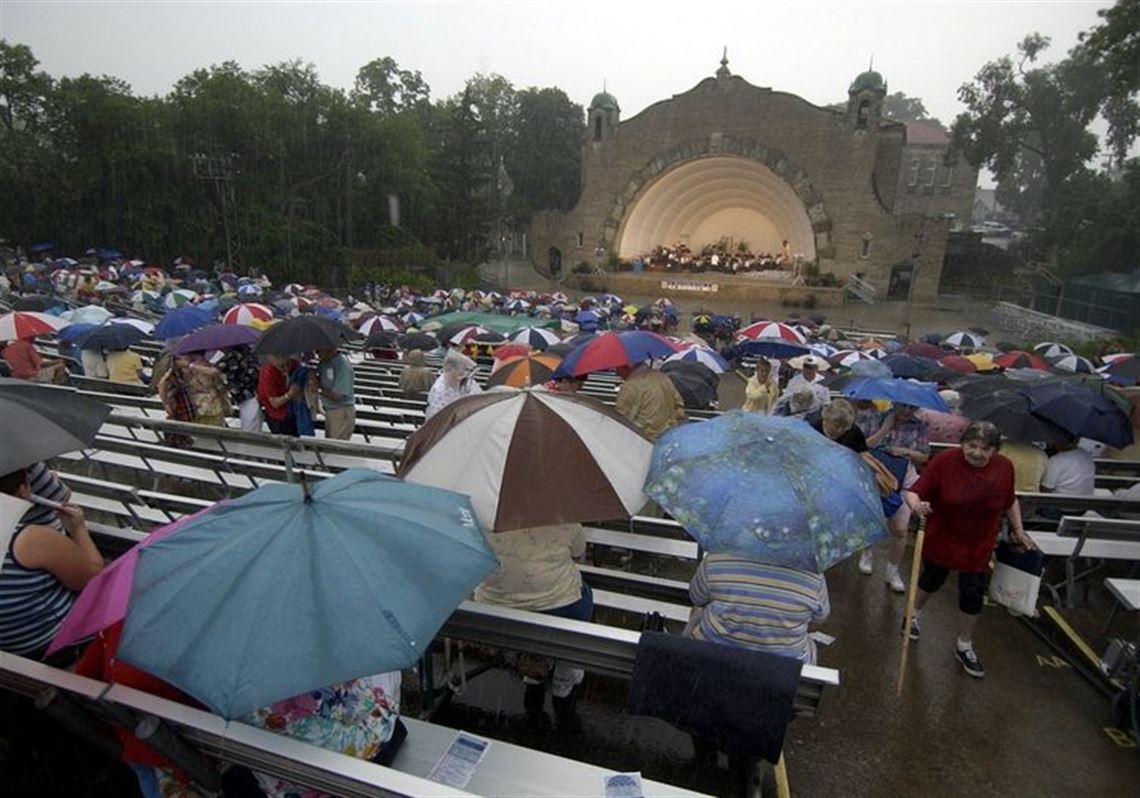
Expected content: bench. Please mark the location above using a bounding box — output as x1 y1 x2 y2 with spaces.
1028 516 1140 607
0 653 707 798
1105 577 1140 612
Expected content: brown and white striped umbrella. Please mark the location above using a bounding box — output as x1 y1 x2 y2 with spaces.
398 388 654 532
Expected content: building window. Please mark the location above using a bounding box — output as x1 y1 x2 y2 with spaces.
577 232 584 248
907 160 920 187
925 161 937 187
593 116 602 142
942 165 954 188
860 235 872 259
856 100 870 129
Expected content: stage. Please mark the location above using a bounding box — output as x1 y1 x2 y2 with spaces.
569 269 848 307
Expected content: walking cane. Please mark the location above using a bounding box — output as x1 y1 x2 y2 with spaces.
896 515 926 696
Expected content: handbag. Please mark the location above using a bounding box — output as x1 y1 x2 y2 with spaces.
988 539 1044 617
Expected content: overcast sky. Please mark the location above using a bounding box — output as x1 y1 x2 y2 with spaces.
2 0 1110 125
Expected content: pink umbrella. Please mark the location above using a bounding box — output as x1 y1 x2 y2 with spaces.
46 503 224 656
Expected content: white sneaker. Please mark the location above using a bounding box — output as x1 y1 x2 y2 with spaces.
885 566 906 593
858 550 873 575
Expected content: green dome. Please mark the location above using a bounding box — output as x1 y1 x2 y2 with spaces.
590 91 620 112
848 69 886 94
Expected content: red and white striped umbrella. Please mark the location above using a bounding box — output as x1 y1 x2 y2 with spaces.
358 315 403 336
736 321 806 344
399 389 654 532
0 311 68 341
449 325 493 346
1101 352 1134 366
223 303 275 326
831 349 875 368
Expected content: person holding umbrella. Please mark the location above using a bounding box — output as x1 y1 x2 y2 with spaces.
902 421 1034 678
316 346 355 440
257 354 302 436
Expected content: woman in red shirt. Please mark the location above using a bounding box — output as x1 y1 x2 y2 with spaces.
903 421 1035 678
256 354 300 436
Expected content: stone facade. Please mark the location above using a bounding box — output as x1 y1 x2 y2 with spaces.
529 61 977 302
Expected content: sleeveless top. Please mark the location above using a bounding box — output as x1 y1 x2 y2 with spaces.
0 464 77 658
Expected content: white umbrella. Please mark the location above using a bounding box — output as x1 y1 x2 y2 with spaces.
1034 342 1073 359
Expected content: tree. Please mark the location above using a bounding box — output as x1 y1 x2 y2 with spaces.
1076 0 1140 165
353 57 430 117
828 90 941 127
506 87 583 218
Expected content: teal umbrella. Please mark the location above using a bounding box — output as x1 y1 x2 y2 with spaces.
645 412 887 572
117 469 498 719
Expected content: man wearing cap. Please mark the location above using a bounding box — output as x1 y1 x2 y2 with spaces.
780 356 829 412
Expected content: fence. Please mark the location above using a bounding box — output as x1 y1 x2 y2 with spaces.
988 301 1116 344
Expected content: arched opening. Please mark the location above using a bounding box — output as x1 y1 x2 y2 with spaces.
888 262 913 300
615 156 817 261
593 116 603 142
548 247 563 277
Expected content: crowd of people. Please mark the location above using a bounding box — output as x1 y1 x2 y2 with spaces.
633 241 802 275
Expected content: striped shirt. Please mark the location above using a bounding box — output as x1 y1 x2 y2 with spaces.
688 554 829 664
0 464 76 658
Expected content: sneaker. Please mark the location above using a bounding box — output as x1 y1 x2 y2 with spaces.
858 550 873 575
956 646 985 678
885 566 906 593
901 615 920 641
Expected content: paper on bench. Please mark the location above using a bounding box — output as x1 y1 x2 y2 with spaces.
604 772 645 798
428 731 490 789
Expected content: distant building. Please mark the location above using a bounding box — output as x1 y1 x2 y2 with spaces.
530 57 978 301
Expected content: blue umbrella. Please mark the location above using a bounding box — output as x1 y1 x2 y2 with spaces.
80 323 149 351
1024 381 1133 448
849 359 892 378
58 322 100 343
154 306 214 339
841 376 949 411
645 412 887 571
735 339 811 359
172 323 260 355
118 469 498 719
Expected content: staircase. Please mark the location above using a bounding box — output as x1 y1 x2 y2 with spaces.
845 274 876 304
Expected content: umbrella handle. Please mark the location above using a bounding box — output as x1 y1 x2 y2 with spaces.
896 516 927 697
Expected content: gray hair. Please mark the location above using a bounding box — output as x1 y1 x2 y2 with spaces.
822 399 855 429
960 420 1002 449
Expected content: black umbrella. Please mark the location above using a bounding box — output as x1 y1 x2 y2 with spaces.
960 389 1070 445
80 323 148 351
661 360 719 410
13 295 64 312
253 315 359 356
365 331 399 351
397 332 438 352
995 340 1020 352
548 332 597 357
881 354 939 379
1024 381 1133 448
920 332 944 345
1101 357 1140 387
954 374 1020 399
0 379 112 474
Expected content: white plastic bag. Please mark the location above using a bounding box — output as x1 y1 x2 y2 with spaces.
989 561 1041 617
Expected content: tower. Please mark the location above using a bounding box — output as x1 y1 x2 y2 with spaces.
846 62 887 131
588 85 620 144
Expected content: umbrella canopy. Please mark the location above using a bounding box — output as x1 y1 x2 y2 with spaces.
398 332 438 352
943 331 984 350
109 318 156 335
661 360 719 409
154 306 214 339
172 323 260 355
117 470 497 719
492 343 530 361
487 354 562 388
938 355 977 375
448 325 494 346
12 295 64 313
994 350 1051 371
253 315 359 356
510 327 562 351
58 322 101 343
954 373 1020 399
358 315 402 336
1100 355 1139 386
644 412 887 571
222 303 274 326
66 305 115 326
1024 381 1133 447
364 330 399 351
664 346 730 373
163 289 198 309
737 321 806 344
1049 354 1096 374
80 323 148 351
552 330 681 378
399 389 654 532
903 342 943 359
0 379 112 474
0 311 68 341
1034 342 1074 359
882 354 939 379
960 389 1070 445
841 376 950 411
830 349 875 368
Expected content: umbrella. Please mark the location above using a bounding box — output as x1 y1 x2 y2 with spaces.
491 344 530 361
938 355 977 375
737 321 807 344
164 289 198 309
117 470 497 719
58 322 101 343
920 332 944 345
399 389 654 532
994 351 1051 371
734 339 811 360
109 318 156 335
0 311 68 341
358 315 402 336
548 332 598 357
12 295 64 313
0 379 112 474
552 330 681 378
448 325 494 346
154 306 214 339
1100 356 1140 386
954 373 1020 399
841 377 950 412
510 327 562 351
80 323 148 351
253 315 360 356
398 332 438 352
364 331 399 351
830 349 875 368
661 360 719 409
172 323 260 355
943 331 984 350
487 354 562 388
67 305 115 326
664 346 730 373
881 354 939 379
644 412 887 571
1049 354 1096 374
575 309 601 330
903 342 943 359
1033 342 1073 359
960 389 1071 445
1024 381 1133 447
222 303 274 326
863 347 888 359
